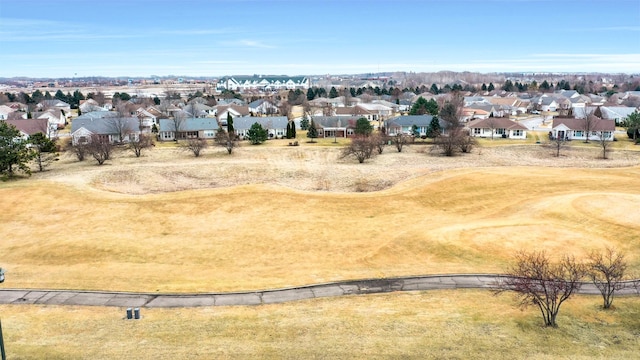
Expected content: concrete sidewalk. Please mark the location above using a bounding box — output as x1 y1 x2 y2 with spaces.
0 274 636 308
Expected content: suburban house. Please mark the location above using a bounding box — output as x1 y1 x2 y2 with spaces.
232 116 289 139
599 106 638 125
385 115 438 137
248 99 279 115
158 118 219 141
71 112 140 145
0 105 14 120
215 104 251 123
3 119 51 139
183 102 214 118
37 99 71 115
551 117 615 141
79 99 110 113
34 108 66 129
134 107 159 131
310 116 359 139
466 118 528 139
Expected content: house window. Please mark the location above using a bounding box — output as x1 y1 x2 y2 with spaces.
602 131 611 139
512 129 523 137
347 129 354 135
186 131 198 138
496 128 505 135
574 130 583 137
204 131 214 137
474 128 482 135
325 130 335 138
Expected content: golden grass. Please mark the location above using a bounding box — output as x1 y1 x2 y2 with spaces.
2 156 640 292
1 290 639 359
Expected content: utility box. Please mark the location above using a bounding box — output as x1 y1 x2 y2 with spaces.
134 308 140 320
126 308 133 320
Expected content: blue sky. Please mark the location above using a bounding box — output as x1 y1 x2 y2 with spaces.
1 0 639 78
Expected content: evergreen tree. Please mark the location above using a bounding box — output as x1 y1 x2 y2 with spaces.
430 83 439 94
227 113 234 133
411 124 420 138
247 122 268 145
540 80 550 91
481 83 487 91
300 115 310 130
291 120 296 138
409 97 429 115
29 132 57 172
0 121 34 177
329 86 339 98
427 116 441 138
350 87 356 97
502 80 514 92
488 82 495 92
44 91 52 100
54 90 66 102
355 117 373 137
31 90 44 104
307 119 318 143
286 121 292 139
306 88 316 101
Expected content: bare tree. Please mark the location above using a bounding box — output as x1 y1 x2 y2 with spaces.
92 91 107 107
341 136 375 163
582 107 597 143
181 138 208 157
129 133 154 158
486 117 498 140
170 112 186 141
433 96 470 156
392 132 408 153
596 130 614 159
108 116 133 144
496 251 585 327
278 101 291 119
86 135 114 165
214 128 238 154
587 247 628 309
546 132 569 157
458 132 477 153
370 131 388 154
72 142 88 161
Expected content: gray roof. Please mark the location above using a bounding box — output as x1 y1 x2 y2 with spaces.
386 115 434 127
71 116 139 134
311 116 359 129
159 118 219 132
232 116 289 130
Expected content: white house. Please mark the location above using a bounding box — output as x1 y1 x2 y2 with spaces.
551 118 615 141
466 118 528 139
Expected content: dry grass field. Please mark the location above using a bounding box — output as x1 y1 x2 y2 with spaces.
1 291 639 359
1 140 640 292
2 139 640 358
